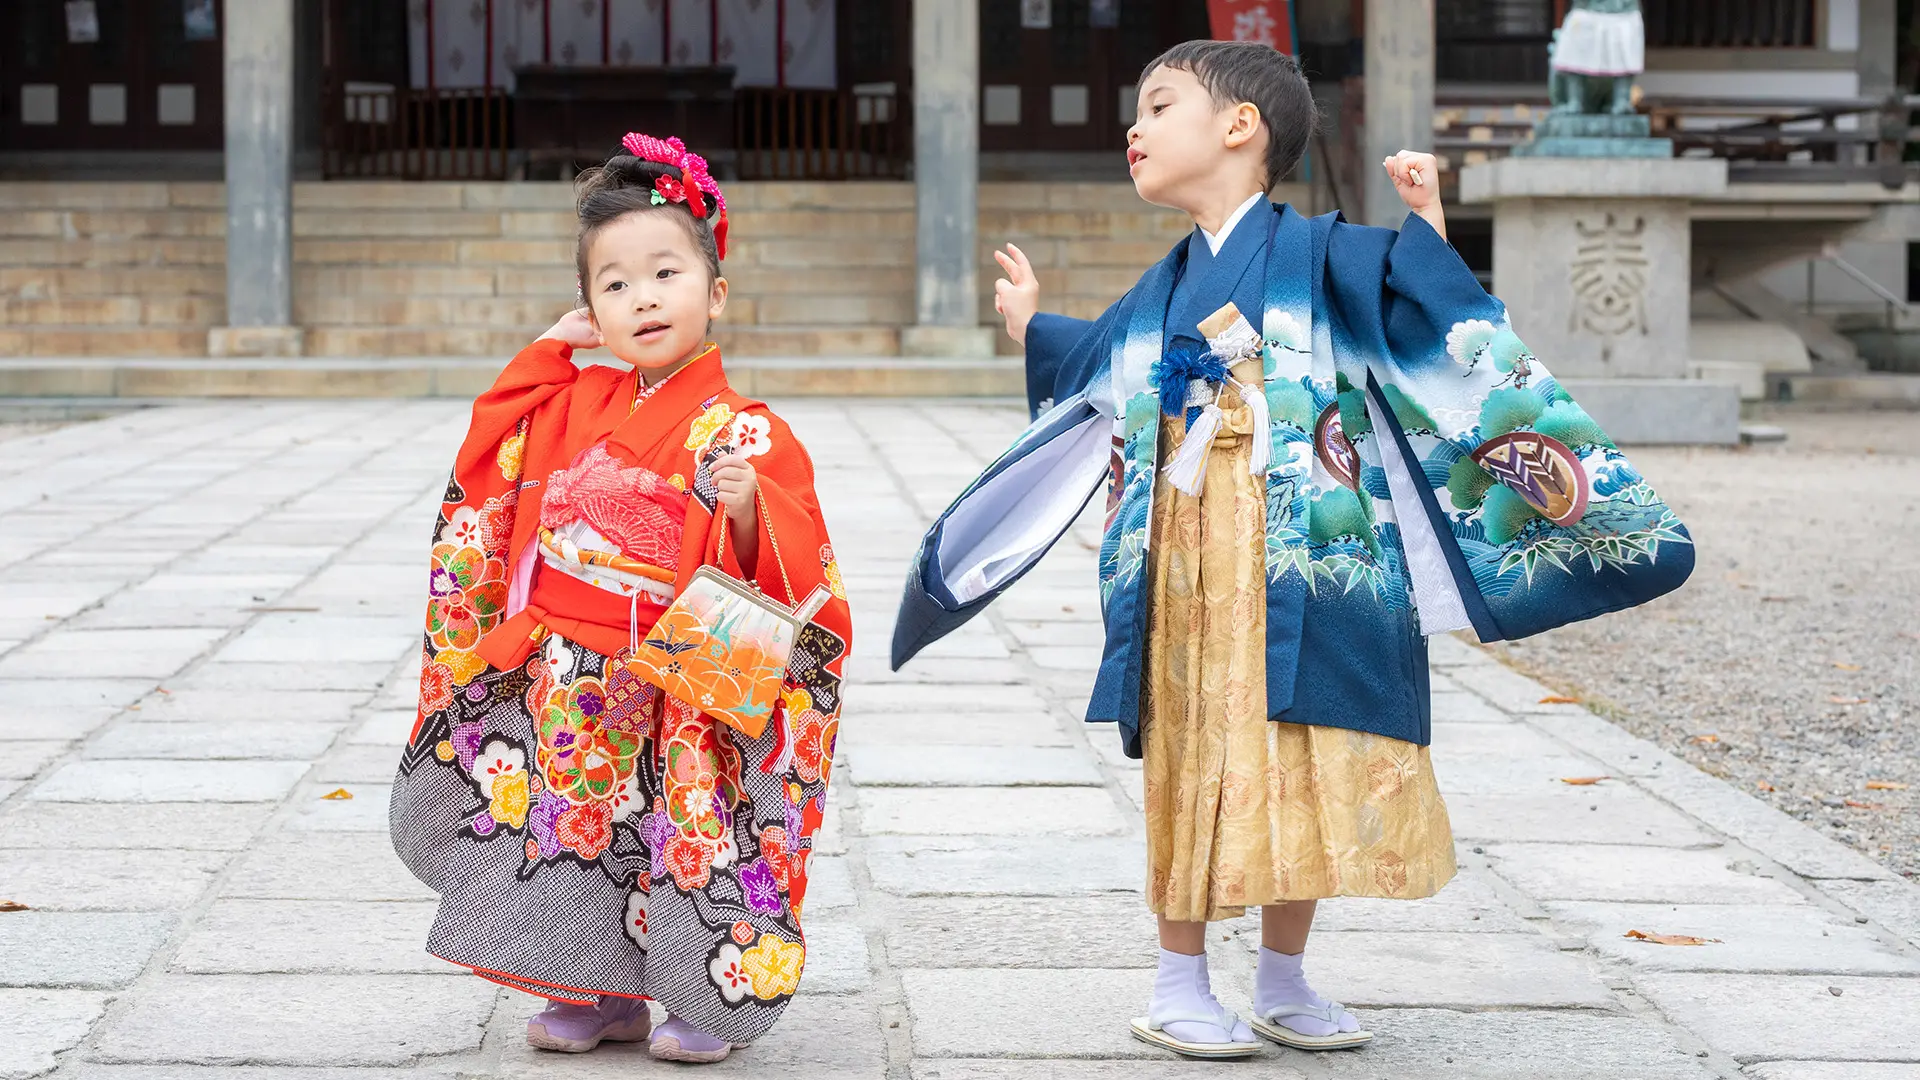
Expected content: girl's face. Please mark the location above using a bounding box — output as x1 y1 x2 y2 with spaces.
583 211 727 378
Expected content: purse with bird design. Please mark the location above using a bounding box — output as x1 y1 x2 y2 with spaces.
626 487 832 739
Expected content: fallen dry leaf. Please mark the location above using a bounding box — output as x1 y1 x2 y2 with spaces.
1689 734 1720 745
1832 662 1862 671
1844 799 1887 811
0 900 29 913
1829 696 1870 706
1560 776 1610 786
1756 780 1776 792
320 788 355 801
1865 781 1909 791
1625 929 1721 947
1538 695 1579 705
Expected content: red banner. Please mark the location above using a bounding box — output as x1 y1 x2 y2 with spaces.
1207 0 1294 53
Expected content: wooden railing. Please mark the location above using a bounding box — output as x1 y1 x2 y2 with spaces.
322 81 511 180
1646 95 1920 187
734 86 910 180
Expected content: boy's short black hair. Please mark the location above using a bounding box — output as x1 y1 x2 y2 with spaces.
1142 40 1317 192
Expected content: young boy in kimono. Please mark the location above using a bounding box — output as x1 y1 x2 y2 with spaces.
993 42 1691 1059
388 134 852 1065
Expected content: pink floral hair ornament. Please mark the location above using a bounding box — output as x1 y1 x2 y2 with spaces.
621 132 730 261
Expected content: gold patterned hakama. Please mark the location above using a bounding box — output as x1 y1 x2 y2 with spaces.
1141 362 1457 923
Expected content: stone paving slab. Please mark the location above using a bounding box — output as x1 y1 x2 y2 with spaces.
881 895 1163 969
902 967 1239 1060
310 746 406 785
0 989 112 1080
845 683 1050 715
346 711 415 748
1300 869 1539 934
0 848 230 911
1818 879 1920 951
1744 1064 1920 1080
1544 901 1920 975
838 711 1071 748
0 802 273 852
1313 1009 1719 1080
1634 973 1920 1063
85 723 343 762
847 745 1104 787
282 784 393 832
1240 931 1617 1009
219 834 434 902
1448 788 1720 847
28 760 311 804
125 690 367 725
1484 844 1808 905
0 743 68 781
168 900 441 975
858 788 1129 837
865 836 1145 897
0 912 175 990
87 974 498 1067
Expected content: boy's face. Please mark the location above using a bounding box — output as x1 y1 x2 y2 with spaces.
1126 65 1249 208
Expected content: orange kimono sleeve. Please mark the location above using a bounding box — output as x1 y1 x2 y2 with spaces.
412 339 580 745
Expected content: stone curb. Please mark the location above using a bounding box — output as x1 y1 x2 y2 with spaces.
1441 637 1920 952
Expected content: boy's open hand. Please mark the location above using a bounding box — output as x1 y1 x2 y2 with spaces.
540 309 603 350
992 243 1040 347
1382 150 1441 214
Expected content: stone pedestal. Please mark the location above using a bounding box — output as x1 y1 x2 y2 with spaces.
906 0 990 358
220 0 297 354
1461 156 1740 444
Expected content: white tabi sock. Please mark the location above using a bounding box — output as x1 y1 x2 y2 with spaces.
1149 948 1255 1046
1253 947 1361 1037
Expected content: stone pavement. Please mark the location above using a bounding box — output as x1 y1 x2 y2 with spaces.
1 399 1917 1080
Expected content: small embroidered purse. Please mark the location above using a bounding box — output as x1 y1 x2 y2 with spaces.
626 488 832 739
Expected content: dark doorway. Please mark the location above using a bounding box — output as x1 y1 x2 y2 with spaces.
978 0 1209 154
1 0 225 152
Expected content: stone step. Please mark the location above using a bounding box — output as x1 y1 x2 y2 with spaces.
0 210 225 239
0 355 1022 397
0 237 227 267
0 266 226 299
1 296 225 327
0 326 210 357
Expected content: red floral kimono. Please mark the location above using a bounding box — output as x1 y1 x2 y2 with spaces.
388 339 851 1045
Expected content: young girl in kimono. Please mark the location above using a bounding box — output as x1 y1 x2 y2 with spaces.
991 42 1690 1059
388 133 852 1065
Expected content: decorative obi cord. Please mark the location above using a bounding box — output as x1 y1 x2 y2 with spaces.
1151 302 1272 497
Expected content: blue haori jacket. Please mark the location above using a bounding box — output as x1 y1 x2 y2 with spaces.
1016 203 1694 758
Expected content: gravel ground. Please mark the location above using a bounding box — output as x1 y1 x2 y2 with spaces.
1482 407 1919 879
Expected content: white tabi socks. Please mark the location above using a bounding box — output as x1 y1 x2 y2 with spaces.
1150 949 1256 1047
1253 947 1361 1037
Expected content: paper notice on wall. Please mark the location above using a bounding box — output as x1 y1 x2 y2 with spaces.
1020 0 1051 30
183 0 218 42
66 0 100 44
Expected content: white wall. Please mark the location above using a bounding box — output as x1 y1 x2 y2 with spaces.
1760 242 1909 310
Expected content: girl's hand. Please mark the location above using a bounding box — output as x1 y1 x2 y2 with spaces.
710 453 759 525
539 309 603 350
1382 149 1447 239
992 243 1041 346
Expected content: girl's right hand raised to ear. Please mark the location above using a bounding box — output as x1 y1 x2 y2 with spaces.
539 309 604 350
992 243 1041 347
